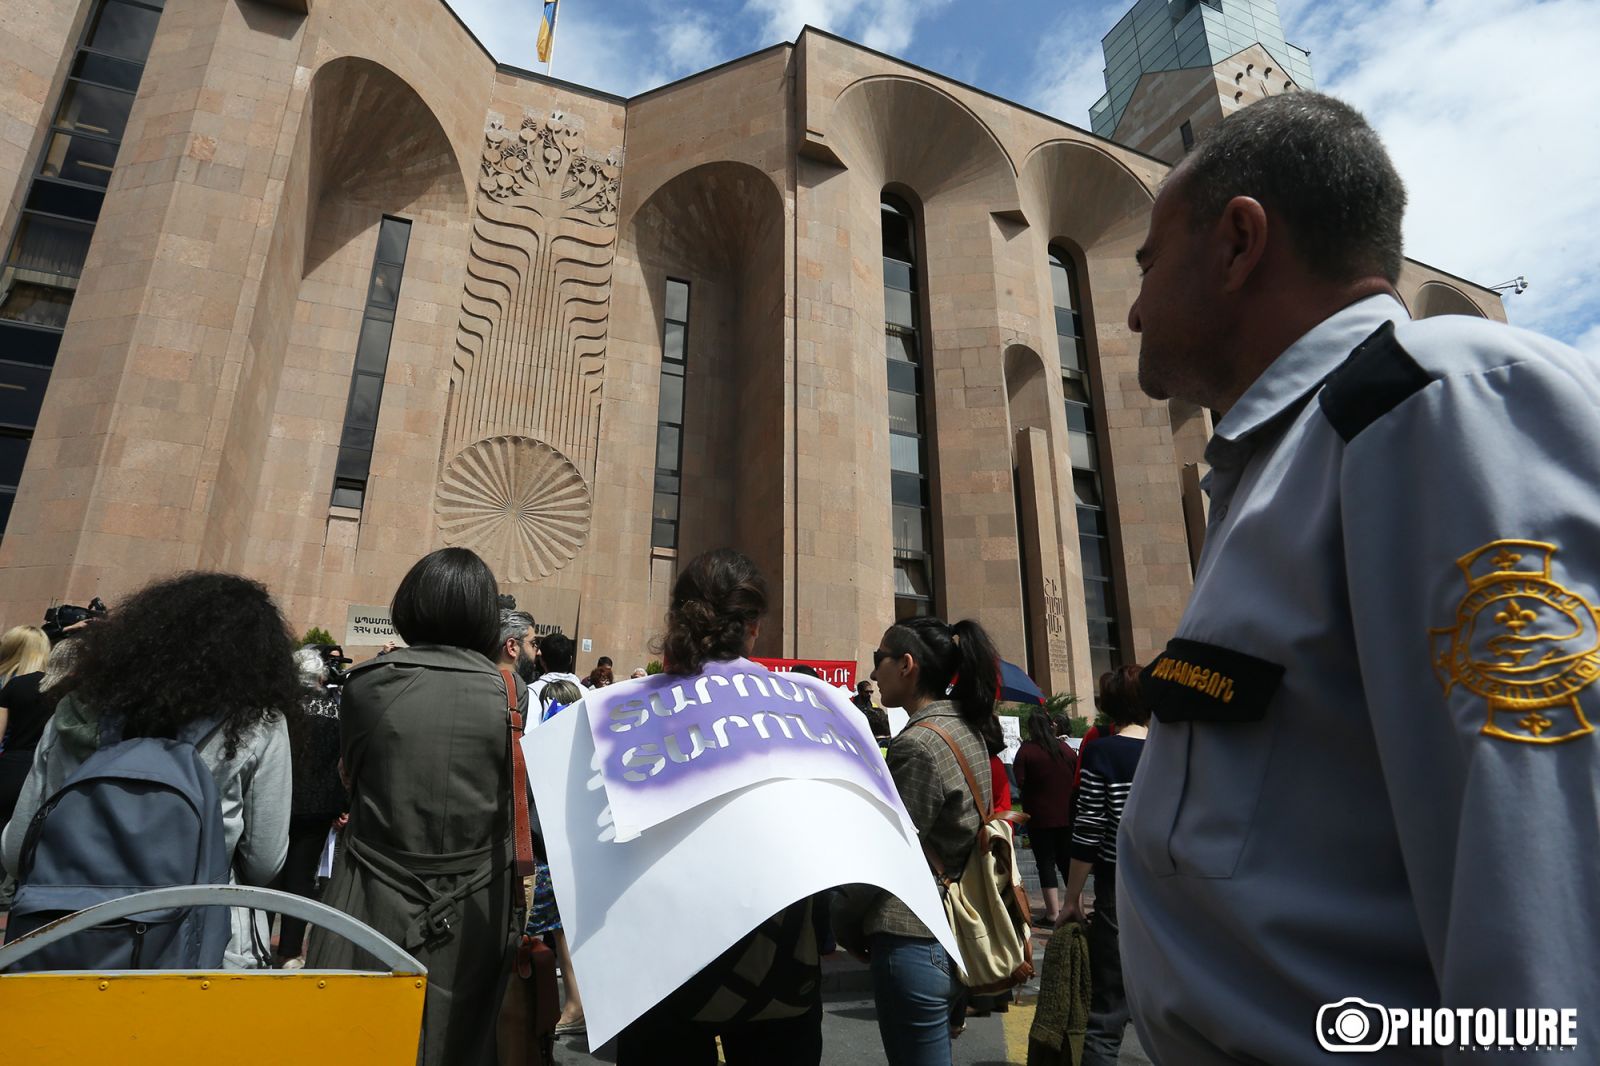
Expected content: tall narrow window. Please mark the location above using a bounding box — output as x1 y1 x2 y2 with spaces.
1050 246 1123 679
1180 120 1196 152
0 0 165 535
883 196 935 621
331 217 410 511
651 278 689 549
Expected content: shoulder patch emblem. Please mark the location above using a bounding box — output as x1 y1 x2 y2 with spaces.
1429 539 1598 744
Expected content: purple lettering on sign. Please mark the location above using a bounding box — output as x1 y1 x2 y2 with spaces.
585 658 907 841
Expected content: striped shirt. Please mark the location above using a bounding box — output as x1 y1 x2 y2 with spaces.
1069 734 1144 868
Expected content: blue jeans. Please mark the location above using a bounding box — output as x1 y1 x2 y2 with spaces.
870 933 959 1066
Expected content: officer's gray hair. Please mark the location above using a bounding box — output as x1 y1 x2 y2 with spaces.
499 609 536 647
1174 92 1407 284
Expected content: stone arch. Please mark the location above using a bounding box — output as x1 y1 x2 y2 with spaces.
625 161 787 647
202 57 470 580
1413 280 1487 319
1020 139 1153 253
303 57 469 271
626 161 785 285
830 75 1016 203
1004 343 1052 447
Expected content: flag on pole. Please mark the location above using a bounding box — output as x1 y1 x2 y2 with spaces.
537 0 559 64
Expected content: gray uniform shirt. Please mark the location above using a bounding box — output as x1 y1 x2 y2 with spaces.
1119 295 1600 1063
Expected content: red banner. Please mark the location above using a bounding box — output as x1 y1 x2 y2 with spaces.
753 657 857 689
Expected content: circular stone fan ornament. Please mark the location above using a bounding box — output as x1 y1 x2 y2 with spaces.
435 435 591 581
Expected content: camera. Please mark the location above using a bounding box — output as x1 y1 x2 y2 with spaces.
43 597 108 643
309 643 353 687
1316 997 1390 1053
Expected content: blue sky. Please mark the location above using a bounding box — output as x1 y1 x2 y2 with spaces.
448 0 1600 351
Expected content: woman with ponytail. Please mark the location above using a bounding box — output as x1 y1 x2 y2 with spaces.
865 614 1002 1065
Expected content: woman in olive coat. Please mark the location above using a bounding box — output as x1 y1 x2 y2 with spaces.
308 548 520 1066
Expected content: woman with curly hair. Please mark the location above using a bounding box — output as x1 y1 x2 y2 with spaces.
307 547 518 1066
0 572 300 966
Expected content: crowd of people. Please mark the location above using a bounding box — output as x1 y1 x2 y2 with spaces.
2 88 1597 1065
0 539 1136 1066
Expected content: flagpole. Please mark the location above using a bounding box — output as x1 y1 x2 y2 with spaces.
546 0 562 78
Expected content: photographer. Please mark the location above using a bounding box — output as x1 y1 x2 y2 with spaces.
273 647 349 967
41 598 107 644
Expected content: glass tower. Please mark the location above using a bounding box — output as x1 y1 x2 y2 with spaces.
1089 0 1314 138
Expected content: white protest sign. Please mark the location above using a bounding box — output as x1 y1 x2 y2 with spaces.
886 706 909 737
583 659 909 843
343 605 403 647
523 693 962 1050
999 714 1022 765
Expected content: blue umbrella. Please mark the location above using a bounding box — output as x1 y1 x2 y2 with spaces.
998 659 1045 704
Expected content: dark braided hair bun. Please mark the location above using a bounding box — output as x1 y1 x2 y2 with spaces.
657 549 769 675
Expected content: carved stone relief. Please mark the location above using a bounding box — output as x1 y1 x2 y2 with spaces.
435 435 591 581
439 110 621 579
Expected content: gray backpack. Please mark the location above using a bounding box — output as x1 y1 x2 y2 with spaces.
6 717 232 971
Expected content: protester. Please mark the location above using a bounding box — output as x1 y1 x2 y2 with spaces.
865 614 1002 1066
0 573 298 967
528 633 587 710
1062 667 1145 1065
852 679 892 740
273 647 347 968
0 626 52 826
1116 89 1600 1059
307 547 518 1066
496 609 538 718
1012 708 1078 926
537 677 582 723
523 671 587 1037
629 667 647 679
614 548 822 1066
585 655 614 689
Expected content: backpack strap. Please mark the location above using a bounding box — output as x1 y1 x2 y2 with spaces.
911 720 992 884
500 667 535 881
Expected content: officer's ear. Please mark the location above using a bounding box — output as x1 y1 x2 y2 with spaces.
1216 194 1269 294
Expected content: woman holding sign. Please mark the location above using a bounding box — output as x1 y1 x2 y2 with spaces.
613 548 825 1066
865 614 1002 1066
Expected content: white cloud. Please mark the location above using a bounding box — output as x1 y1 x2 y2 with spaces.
1019 3 1116 131
741 0 954 54
1576 322 1600 360
445 0 731 97
1280 0 1600 345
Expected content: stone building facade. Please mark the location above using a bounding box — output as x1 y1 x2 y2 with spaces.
0 0 1505 695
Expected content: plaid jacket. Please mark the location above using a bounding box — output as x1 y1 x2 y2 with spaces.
865 700 992 939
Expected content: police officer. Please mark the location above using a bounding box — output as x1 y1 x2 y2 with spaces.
1118 92 1600 1063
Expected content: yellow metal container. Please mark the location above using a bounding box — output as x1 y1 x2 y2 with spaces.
0 885 429 1065
0 970 426 1065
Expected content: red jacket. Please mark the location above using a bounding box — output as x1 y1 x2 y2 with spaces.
989 755 1012 812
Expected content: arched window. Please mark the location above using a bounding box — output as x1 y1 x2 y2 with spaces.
1049 245 1123 678
883 195 934 620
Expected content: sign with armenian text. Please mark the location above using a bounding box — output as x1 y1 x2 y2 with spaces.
752 656 857 688
580 659 906 842
344 605 404 648
522 683 960 1049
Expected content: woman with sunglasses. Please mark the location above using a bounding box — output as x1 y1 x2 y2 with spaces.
864 614 1002 1065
